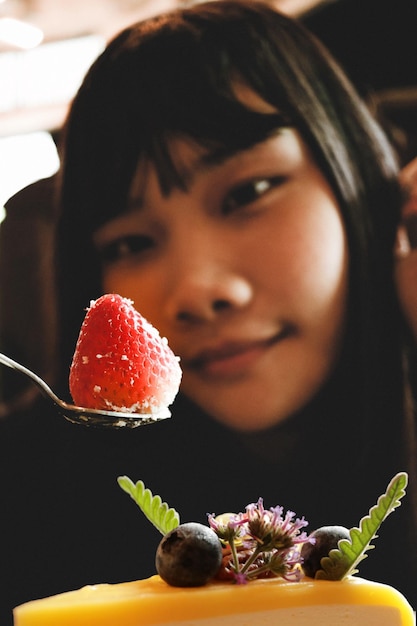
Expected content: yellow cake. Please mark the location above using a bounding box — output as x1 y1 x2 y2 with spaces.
13 573 415 625
14 472 415 625
11 419 414 625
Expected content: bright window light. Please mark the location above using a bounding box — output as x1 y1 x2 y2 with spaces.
0 130 59 219
0 34 105 113
0 17 44 49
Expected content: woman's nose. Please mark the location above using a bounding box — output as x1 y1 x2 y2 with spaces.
164 245 253 325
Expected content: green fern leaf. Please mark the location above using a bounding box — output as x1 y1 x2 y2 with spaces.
117 476 180 535
316 472 408 580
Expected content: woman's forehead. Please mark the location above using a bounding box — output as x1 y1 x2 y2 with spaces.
127 136 232 204
127 137 208 203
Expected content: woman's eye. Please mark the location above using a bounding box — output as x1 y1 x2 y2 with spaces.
222 176 285 214
97 234 153 264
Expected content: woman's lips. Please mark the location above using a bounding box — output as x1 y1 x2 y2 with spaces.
185 331 290 379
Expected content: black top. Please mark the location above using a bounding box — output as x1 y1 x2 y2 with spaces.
0 393 415 625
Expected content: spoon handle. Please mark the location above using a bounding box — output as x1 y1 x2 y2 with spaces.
0 352 61 403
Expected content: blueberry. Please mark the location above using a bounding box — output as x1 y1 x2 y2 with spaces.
301 525 350 578
156 522 223 587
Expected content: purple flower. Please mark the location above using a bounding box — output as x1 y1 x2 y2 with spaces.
208 498 313 583
234 572 248 585
208 512 246 544
244 498 309 551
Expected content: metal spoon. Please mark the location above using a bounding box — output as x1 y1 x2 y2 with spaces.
0 352 171 428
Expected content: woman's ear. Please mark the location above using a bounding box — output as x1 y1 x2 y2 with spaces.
395 157 417 339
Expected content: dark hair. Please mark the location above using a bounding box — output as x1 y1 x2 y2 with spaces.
57 0 408 454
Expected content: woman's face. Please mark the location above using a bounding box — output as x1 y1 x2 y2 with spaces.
93 98 349 432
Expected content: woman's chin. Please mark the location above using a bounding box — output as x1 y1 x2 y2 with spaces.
193 396 298 433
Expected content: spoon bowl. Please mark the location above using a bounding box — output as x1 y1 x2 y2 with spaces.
0 352 171 428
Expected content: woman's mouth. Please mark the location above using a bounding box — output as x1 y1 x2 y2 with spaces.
185 330 291 379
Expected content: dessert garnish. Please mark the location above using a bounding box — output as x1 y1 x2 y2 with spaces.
306 471 408 581
118 477 180 535
69 294 182 415
156 522 223 587
300 525 350 578
207 500 312 584
118 471 408 587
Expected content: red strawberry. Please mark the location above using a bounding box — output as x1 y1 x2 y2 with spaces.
69 294 182 414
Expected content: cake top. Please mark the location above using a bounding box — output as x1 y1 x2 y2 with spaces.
118 471 408 587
